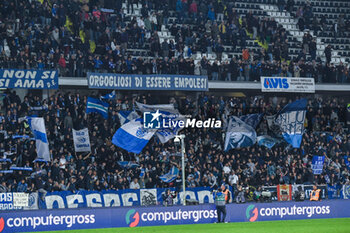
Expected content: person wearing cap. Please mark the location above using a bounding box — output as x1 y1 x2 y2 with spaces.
214 187 227 223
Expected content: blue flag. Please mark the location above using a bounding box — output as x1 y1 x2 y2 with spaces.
117 111 139 125
311 155 325 174
224 116 257 151
112 118 156 154
240 113 264 129
86 97 109 119
101 90 116 100
159 166 179 183
275 99 307 148
327 184 341 199
257 135 280 149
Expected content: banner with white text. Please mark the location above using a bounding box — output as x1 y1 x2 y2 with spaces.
0 69 58 89
87 73 208 91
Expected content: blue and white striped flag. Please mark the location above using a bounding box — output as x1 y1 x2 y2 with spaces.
86 97 109 119
101 90 116 100
118 111 139 125
26 117 50 161
159 166 179 183
112 118 156 154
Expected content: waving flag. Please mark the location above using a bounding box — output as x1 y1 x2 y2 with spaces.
159 166 179 183
117 161 139 169
27 117 50 161
137 102 184 143
101 90 116 100
118 111 139 125
240 113 263 129
224 116 257 151
112 118 156 154
136 102 175 113
257 135 280 149
86 97 109 119
275 99 307 148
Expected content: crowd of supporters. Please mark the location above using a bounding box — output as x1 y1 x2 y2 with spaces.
0 90 349 196
0 0 349 82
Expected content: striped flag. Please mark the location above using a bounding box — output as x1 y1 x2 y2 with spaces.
86 97 109 119
159 166 179 183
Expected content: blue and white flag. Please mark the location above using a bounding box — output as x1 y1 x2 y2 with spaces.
136 102 184 143
112 118 156 154
224 116 257 151
341 185 350 199
155 112 186 143
118 111 139 125
136 102 175 113
311 155 325 175
159 166 179 183
275 99 307 148
240 113 264 129
101 90 116 100
86 97 109 119
26 117 50 161
117 161 139 169
72 128 91 152
257 135 280 149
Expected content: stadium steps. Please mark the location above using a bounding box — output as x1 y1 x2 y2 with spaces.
259 4 342 64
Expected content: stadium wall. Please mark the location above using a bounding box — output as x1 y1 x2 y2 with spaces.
0 200 349 232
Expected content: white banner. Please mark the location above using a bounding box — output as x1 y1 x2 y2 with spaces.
13 192 29 207
73 128 91 152
261 77 315 93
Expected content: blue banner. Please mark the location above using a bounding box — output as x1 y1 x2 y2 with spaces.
87 73 208 91
0 200 349 232
0 69 58 89
327 184 341 199
40 187 220 209
311 156 325 174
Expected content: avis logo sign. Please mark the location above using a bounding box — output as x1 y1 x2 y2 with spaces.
246 205 258 222
263 78 289 89
144 110 163 129
125 209 140 227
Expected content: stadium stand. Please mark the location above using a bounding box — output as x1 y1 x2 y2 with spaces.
0 91 349 196
0 0 349 82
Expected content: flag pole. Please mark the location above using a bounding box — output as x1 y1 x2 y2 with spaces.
176 134 186 206
181 135 186 206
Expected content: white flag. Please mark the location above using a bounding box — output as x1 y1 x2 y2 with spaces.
73 128 91 152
